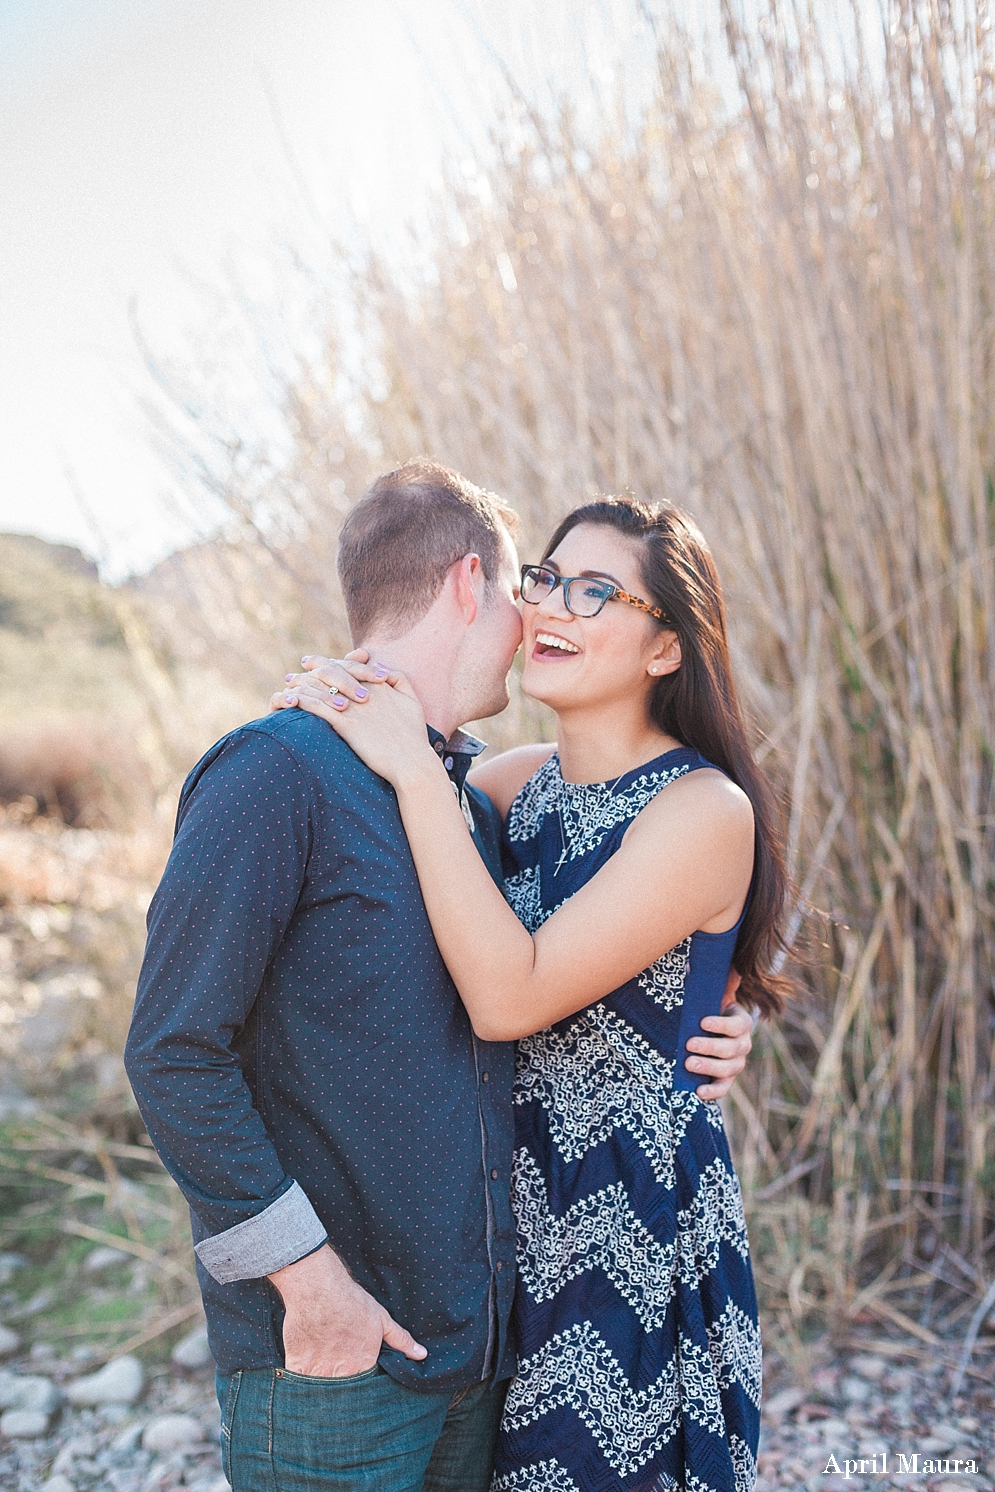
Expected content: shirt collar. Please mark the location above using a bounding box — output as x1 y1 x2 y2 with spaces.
427 725 487 794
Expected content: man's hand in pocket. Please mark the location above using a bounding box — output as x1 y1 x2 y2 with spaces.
268 1245 428 1377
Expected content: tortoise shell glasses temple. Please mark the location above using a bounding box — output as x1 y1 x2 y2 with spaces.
520 565 666 622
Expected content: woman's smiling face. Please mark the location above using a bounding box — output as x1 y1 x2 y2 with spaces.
520 522 680 713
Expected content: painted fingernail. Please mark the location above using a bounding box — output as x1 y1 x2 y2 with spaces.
375 665 388 678
285 694 298 705
285 674 293 682
332 696 348 709
301 655 310 665
355 686 369 699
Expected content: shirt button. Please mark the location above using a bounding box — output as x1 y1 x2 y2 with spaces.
495 1261 504 1272
481 1071 489 1083
490 1168 499 1179
444 756 454 770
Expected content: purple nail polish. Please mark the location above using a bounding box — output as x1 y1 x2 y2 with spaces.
332 696 347 709
375 665 388 678
355 686 369 699
285 674 293 682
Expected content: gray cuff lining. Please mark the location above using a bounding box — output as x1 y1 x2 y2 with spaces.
194 1181 328 1284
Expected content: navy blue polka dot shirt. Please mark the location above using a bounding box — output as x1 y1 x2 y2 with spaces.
124 707 516 1389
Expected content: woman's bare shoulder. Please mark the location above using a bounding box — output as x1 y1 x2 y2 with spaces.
468 743 557 817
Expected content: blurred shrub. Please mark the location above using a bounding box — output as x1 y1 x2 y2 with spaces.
0 719 155 830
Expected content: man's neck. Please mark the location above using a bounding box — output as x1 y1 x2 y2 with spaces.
359 628 464 742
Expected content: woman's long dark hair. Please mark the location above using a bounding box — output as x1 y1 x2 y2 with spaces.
543 496 792 1017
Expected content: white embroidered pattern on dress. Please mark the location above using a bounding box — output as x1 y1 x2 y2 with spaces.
512 1150 678 1330
557 764 691 863
637 936 692 1009
502 1320 728 1475
706 1299 763 1409
505 753 561 843
514 1005 702 1188
730 1433 759 1492
504 865 546 932
490 1460 581 1492
677 1157 751 1284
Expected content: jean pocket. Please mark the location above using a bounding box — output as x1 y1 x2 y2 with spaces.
218 1369 242 1484
275 1364 381 1386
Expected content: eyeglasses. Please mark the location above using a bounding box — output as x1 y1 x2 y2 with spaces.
520 563 665 620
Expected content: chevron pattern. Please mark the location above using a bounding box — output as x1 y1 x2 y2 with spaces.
494 746 760 1492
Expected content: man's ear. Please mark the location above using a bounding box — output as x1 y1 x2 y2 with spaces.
454 553 484 625
648 629 681 678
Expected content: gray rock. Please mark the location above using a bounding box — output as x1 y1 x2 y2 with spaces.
0 1254 25 1285
811 1417 850 1440
171 1326 212 1371
763 1386 806 1420
0 1372 60 1413
111 1419 146 1453
849 1353 887 1381
920 1429 960 1454
51 1435 93 1474
83 1245 130 1273
840 1374 872 1402
99 1401 131 1423
142 1411 206 1453
0 1325 19 1358
65 1355 144 1406
0 1406 50 1438
42 1477 75 1492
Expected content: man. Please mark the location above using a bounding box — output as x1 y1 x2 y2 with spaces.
125 460 753 1492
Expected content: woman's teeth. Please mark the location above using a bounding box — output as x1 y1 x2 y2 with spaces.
535 632 580 654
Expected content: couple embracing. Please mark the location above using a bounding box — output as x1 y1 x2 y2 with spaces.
126 460 788 1492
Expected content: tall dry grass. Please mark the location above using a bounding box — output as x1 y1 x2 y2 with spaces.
154 0 995 1365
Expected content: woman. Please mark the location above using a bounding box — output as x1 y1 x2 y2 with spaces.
281 497 788 1492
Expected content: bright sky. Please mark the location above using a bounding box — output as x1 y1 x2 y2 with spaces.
0 0 655 576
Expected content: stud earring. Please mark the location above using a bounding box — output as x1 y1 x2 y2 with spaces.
649 666 658 675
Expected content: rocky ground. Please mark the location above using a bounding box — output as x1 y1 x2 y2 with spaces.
757 1341 995 1492
0 1322 226 1492
1 1328 993 1490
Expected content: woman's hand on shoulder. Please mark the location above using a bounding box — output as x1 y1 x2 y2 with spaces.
270 650 388 713
468 743 557 817
275 653 435 786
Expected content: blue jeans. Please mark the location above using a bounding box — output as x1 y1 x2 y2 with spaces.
217 1366 508 1492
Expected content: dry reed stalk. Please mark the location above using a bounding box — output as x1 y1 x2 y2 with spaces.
158 0 995 1336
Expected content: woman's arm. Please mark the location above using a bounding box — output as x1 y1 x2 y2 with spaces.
294 677 754 1042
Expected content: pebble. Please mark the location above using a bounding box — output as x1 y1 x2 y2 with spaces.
142 1413 206 1452
0 1326 19 1358
0 1407 51 1438
65 1355 144 1407
42 1477 75 1492
83 1246 131 1273
170 1326 213 1372
849 1354 887 1381
0 1372 61 1414
763 1386 806 1420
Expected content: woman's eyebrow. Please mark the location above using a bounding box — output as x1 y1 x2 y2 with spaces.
581 569 624 586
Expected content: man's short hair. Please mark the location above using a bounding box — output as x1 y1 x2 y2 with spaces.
337 460 518 641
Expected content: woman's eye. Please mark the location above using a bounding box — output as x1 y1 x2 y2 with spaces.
582 583 610 601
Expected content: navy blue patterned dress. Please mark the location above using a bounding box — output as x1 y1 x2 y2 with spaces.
491 747 760 1492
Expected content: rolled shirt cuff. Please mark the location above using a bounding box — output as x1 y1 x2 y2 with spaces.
194 1180 328 1284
